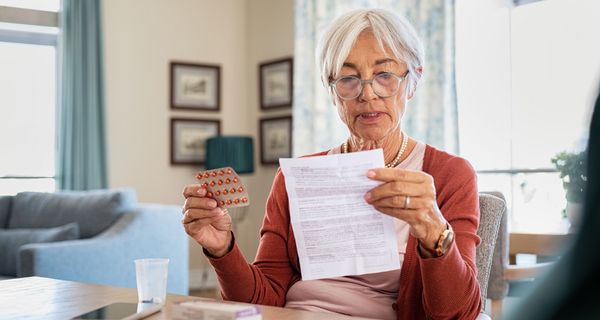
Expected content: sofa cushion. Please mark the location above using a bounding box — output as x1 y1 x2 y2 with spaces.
0 222 80 276
0 196 12 228
8 188 136 238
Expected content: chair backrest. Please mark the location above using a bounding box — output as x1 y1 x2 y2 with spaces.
476 192 507 312
484 192 509 303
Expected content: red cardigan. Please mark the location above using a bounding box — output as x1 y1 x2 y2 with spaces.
207 145 482 320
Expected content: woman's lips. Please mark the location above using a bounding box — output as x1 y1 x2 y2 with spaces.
357 112 384 123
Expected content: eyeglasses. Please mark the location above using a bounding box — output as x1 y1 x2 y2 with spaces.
329 72 408 100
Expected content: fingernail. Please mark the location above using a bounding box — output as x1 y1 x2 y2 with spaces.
209 200 217 208
367 170 376 178
364 192 371 201
197 188 206 196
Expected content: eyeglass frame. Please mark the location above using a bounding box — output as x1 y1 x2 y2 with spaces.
328 71 410 100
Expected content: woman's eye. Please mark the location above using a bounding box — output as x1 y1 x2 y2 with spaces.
339 76 357 83
377 72 393 79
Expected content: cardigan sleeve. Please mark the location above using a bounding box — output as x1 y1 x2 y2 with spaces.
419 156 482 319
206 169 299 306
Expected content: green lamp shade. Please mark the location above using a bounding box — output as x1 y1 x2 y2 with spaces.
205 136 254 174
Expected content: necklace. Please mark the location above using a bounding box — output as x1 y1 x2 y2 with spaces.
342 132 409 168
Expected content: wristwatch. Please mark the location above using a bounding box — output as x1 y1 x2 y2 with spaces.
420 223 454 257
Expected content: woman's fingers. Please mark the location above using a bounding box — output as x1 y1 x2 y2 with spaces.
367 168 429 183
184 212 230 233
182 184 207 198
368 194 429 210
210 209 233 231
183 196 218 212
365 181 432 202
365 168 436 205
182 207 223 224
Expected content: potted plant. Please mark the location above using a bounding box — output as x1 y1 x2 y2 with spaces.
551 150 587 231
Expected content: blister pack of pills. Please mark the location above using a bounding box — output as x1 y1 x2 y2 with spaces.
195 167 250 209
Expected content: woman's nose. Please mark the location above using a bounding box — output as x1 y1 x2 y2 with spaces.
359 82 378 101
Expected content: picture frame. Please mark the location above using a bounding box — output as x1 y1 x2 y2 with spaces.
259 57 293 110
170 61 221 111
170 118 221 165
259 116 292 164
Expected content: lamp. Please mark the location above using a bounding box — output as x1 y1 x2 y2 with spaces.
204 135 254 229
205 136 254 174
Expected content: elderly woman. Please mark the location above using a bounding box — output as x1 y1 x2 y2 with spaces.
182 8 481 320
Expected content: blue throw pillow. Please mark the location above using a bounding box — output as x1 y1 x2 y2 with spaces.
0 223 80 276
8 188 136 238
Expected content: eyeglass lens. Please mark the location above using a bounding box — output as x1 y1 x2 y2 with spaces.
334 73 401 99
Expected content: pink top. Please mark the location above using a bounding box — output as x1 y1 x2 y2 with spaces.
284 141 426 320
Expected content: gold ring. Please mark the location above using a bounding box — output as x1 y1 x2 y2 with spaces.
403 195 411 210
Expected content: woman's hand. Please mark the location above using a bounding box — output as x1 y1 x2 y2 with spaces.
364 168 447 253
182 184 233 258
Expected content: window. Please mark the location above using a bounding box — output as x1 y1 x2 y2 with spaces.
0 2 59 195
456 0 600 233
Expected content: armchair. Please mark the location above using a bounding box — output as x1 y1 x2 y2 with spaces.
475 192 507 320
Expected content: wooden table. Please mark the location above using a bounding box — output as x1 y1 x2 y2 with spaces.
0 277 373 320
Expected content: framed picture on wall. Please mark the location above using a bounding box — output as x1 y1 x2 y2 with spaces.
170 61 221 111
170 118 221 165
259 57 293 110
259 116 292 164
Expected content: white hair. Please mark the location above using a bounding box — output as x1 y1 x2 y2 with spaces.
318 8 424 97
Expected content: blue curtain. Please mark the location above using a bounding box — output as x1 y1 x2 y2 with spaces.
57 0 107 190
294 0 458 156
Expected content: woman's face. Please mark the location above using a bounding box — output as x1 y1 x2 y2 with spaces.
334 31 411 141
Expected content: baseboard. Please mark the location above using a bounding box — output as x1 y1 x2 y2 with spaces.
189 267 218 290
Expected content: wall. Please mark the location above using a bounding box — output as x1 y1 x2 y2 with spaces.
242 0 295 261
102 0 294 288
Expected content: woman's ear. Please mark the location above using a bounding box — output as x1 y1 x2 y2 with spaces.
407 66 423 100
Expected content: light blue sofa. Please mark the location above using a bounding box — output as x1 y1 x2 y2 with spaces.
0 188 188 295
